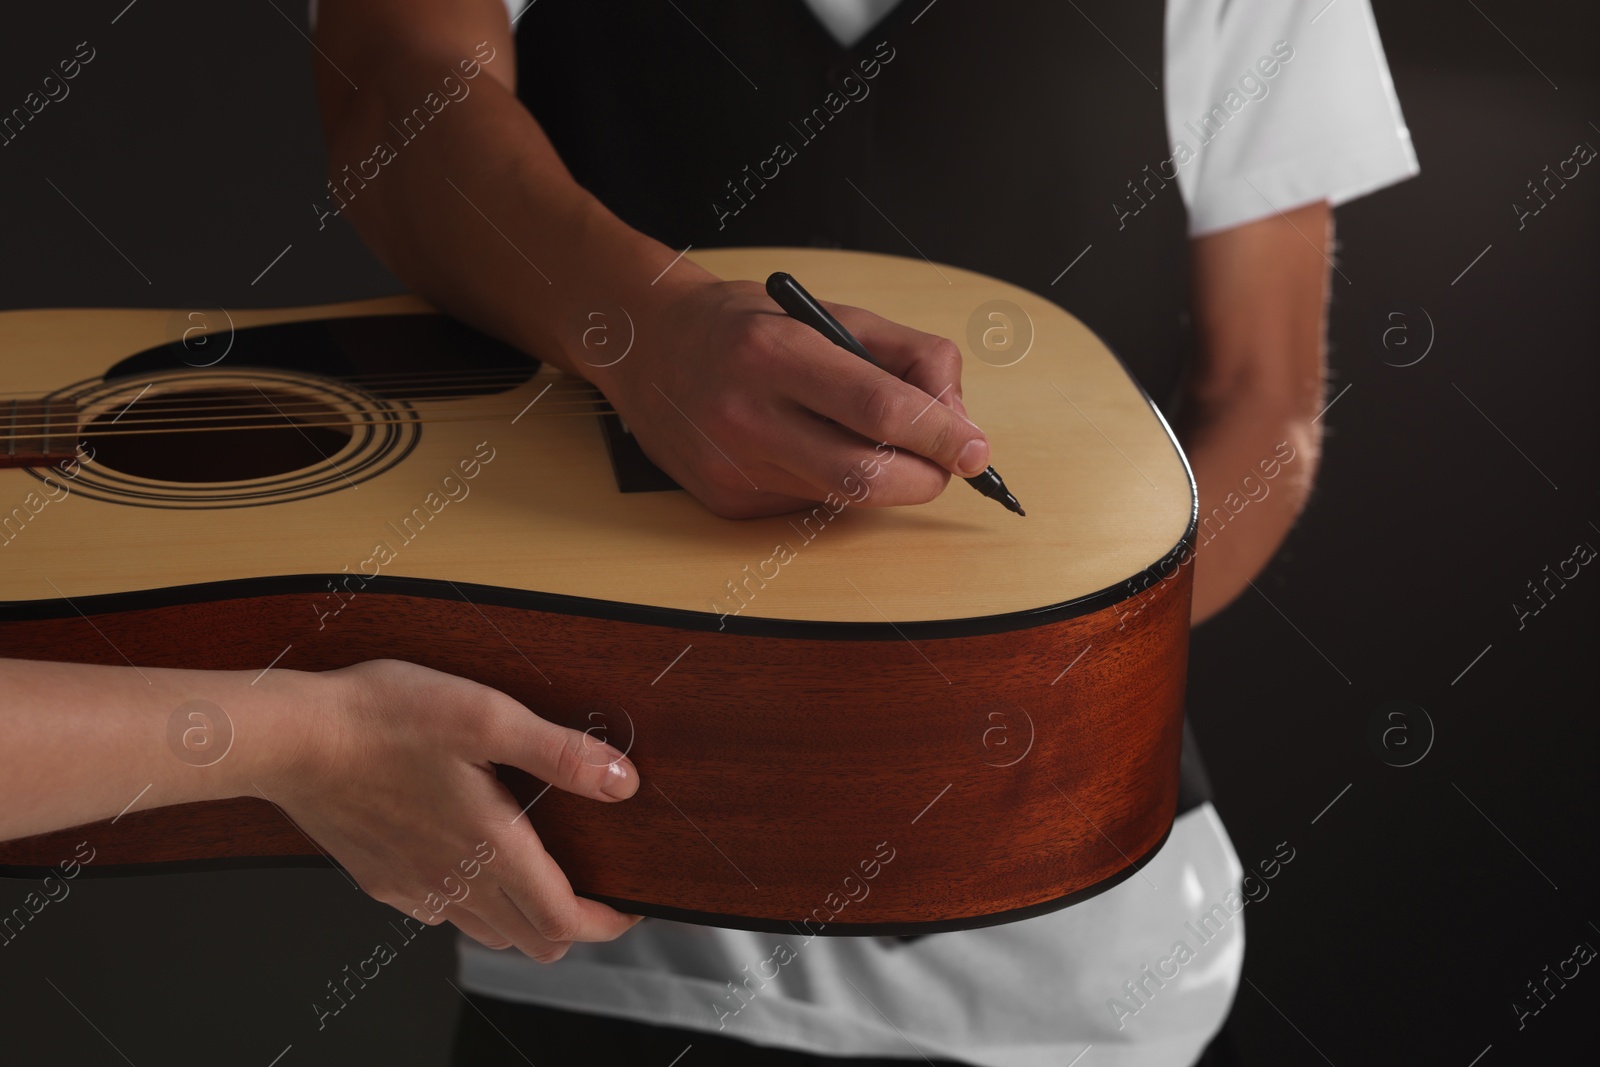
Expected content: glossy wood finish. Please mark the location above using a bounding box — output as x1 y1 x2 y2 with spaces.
0 567 1191 932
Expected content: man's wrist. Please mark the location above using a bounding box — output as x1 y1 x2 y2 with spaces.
552 196 720 396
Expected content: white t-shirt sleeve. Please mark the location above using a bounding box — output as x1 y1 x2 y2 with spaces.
1165 0 1419 236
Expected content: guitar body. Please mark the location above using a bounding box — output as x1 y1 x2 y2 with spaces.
0 248 1196 935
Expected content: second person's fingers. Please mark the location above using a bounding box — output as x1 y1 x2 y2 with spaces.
483 835 645 960
482 694 640 804
440 905 512 951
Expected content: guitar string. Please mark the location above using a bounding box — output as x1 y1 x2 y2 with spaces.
0 382 608 415
0 406 623 445
0 395 610 431
0 381 612 433
1 375 601 399
0 401 616 435
0 365 612 401
2 363 596 387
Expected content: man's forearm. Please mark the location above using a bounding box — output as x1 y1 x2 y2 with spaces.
1178 391 1322 624
1179 201 1332 625
312 7 710 390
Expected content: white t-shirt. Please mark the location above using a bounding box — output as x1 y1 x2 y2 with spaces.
461 806 1248 1067
308 0 1417 1062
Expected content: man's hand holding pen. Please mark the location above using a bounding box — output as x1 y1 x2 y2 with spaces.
580 266 997 520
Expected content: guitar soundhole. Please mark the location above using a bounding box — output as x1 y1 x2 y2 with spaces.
29 313 532 508
83 388 353 483
32 369 420 509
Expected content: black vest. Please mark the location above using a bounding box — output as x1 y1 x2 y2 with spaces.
513 0 1193 410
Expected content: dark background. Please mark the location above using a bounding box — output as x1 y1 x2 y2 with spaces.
1 1 1594 1064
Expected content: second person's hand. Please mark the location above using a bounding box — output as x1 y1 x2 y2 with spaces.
275 659 644 963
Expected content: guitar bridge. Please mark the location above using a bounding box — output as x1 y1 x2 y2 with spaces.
2 399 82 469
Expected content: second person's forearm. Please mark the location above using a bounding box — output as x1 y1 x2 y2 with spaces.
0 657 333 842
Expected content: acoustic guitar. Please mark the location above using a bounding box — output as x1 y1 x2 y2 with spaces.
0 248 1196 936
